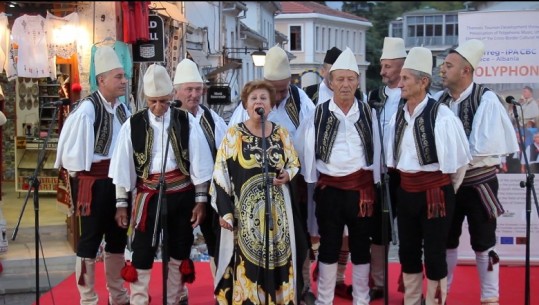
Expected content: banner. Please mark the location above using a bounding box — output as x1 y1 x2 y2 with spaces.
457 10 539 265
458 10 539 84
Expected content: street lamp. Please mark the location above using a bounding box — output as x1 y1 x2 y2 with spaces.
223 46 267 67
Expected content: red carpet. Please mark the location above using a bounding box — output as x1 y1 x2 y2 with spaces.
36 262 538 304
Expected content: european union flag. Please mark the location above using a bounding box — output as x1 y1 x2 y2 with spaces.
500 237 514 244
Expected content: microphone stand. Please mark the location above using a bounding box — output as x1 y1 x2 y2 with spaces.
374 106 396 305
151 118 173 305
259 111 273 304
11 104 62 305
511 104 539 305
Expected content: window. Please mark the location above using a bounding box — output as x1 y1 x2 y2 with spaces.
316 26 320 51
322 27 326 50
290 25 302 51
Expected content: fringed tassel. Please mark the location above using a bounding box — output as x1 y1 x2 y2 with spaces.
435 283 442 304
427 188 446 219
78 259 86 285
312 260 319 281
121 261 138 282
487 250 500 271
397 271 405 293
180 258 196 283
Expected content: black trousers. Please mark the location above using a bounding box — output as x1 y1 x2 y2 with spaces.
397 183 455 280
71 177 128 258
447 177 498 252
315 185 373 265
131 189 195 269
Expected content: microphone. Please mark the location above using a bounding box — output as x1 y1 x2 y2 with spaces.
42 99 71 107
169 100 182 107
255 107 265 116
505 96 520 106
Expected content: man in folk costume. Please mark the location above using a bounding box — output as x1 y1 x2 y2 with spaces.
172 58 228 302
437 39 519 305
228 44 314 304
366 37 407 300
303 46 366 105
295 47 381 305
54 45 131 305
303 46 368 301
110 64 214 305
384 47 472 305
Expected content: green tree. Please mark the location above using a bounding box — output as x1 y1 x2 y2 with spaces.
342 1 465 90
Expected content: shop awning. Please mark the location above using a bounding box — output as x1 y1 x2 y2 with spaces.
150 1 186 23
187 49 212 67
205 61 242 78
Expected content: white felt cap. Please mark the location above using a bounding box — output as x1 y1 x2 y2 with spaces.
380 37 407 60
173 58 203 85
143 64 173 97
403 47 433 75
94 46 123 75
263 45 291 81
329 47 359 74
454 39 485 69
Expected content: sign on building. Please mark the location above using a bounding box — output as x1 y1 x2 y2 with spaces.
133 15 165 62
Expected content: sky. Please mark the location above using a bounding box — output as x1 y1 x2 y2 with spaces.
326 1 343 11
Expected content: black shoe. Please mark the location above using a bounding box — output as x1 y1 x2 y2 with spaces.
334 282 353 300
369 286 384 300
302 291 316 305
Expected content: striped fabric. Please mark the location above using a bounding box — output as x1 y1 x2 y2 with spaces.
132 169 193 231
461 166 504 219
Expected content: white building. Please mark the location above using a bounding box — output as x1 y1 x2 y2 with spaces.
275 2 372 93
184 1 280 119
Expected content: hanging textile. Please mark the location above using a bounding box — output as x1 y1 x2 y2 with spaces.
89 40 133 92
11 14 54 79
0 13 10 74
121 1 150 44
46 11 80 60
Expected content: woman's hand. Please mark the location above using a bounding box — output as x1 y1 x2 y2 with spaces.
273 168 290 186
219 214 234 231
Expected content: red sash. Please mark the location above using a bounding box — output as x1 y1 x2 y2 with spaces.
400 171 451 219
76 160 110 216
317 170 375 217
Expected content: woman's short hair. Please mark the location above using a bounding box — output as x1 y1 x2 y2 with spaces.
241 80 277 109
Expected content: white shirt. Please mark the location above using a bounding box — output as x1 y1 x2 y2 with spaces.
385 96 472 174
294 98 381 183
439 83 519 168
109 108 214 192
55 91 130 171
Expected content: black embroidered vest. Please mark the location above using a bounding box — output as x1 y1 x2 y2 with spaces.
393 98 441 165
72 91 128 156
199 105 217 159
130 107 191 179
437 83 492 137
314 100 374 165
367 86 406 112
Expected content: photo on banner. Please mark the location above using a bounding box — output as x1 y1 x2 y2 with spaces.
457 9 539 265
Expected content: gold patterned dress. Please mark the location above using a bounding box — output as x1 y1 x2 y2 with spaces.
210 122 301 305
